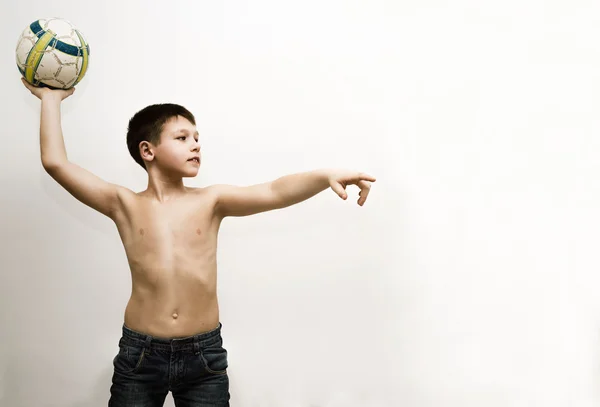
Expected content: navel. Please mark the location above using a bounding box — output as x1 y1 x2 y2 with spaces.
139 228 145 236
196 228 202 235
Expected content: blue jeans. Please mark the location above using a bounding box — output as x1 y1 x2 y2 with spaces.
109 323 230 406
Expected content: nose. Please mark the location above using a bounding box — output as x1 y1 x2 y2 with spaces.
191 142 200 152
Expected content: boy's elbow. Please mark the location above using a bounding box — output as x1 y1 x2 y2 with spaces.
42 159 68 174
267 182 288 209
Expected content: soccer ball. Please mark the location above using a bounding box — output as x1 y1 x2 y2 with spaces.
16 18 90 90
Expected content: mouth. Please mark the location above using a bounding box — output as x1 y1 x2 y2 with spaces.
187 158 200 164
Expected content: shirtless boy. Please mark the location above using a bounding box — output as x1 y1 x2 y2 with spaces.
22 78 375 407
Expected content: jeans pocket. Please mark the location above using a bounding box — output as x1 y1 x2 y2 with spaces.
200 345 228 375
113 343 147 374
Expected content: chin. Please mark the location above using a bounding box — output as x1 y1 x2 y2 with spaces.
183 168 200 177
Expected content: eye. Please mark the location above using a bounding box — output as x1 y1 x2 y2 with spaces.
177 136 186 140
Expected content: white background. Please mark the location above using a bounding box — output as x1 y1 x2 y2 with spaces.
1 0 600 406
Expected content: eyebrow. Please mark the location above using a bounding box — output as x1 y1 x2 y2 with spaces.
174 129 199 136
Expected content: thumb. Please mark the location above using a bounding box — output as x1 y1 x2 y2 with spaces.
330 181 347 200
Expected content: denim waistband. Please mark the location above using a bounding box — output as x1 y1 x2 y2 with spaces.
120 323 223 352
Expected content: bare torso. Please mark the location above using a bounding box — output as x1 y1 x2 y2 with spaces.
113 187 222 338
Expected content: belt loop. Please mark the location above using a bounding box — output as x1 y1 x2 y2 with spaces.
193 335 200 355
144 335 152 352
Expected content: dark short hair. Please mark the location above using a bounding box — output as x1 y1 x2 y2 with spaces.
126 103 196 171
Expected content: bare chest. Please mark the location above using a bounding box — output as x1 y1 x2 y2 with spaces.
116 196 220 260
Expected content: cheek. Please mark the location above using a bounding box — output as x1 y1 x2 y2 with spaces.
159 148 185 164
169 145 187 158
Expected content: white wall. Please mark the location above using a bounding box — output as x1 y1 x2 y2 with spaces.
1 0 599 406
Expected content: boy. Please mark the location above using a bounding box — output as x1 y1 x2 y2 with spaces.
22 78 375 407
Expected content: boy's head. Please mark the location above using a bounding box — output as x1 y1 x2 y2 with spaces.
127 103 201 177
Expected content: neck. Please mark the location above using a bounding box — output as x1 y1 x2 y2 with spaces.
143 168 187 202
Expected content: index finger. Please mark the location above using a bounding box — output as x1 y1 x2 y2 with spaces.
359 172 376 182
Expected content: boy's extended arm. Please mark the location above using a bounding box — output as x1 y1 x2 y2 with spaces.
213 169 376 217
29 82 122 219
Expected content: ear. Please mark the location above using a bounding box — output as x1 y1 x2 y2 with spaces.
139 141 155 163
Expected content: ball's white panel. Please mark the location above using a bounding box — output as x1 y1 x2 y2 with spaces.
36 52 63 80
55 62 79 88
15 34 36 66
43 18 74 35
49 46 79 66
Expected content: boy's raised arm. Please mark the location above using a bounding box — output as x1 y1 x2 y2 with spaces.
23 78 124 220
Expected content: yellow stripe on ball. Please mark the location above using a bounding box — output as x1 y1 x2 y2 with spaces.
73 30 89 86
24 28 56 84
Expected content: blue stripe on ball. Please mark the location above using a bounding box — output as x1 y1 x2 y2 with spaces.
29 20 45 36
29 20 90 57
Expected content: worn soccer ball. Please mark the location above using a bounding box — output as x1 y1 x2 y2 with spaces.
15 18 90 89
